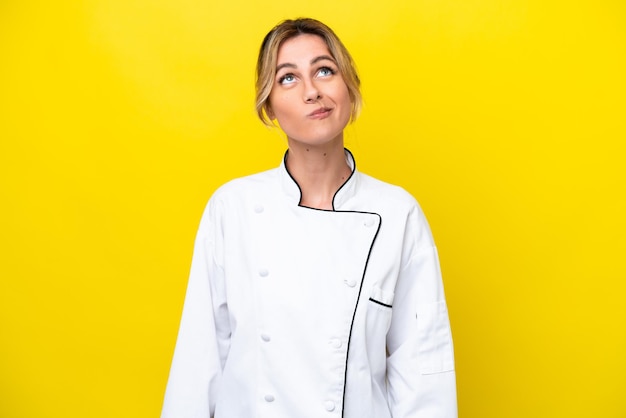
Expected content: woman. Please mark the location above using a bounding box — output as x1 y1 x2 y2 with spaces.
162 18 457 418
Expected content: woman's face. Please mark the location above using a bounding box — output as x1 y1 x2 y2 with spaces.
268 34 352 149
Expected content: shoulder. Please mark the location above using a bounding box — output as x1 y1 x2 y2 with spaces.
210 167 280 204
196 167 280 228
355 172 434 246
357 173 437 257
356 172 421 213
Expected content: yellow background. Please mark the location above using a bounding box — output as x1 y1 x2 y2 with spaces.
1 0 624 417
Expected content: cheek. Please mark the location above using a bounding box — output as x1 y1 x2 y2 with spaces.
271 93 298 121
332 81 350 105
342 84 351 102
337 86 352 120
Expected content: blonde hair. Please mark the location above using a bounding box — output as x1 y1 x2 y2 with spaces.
255 18 362 126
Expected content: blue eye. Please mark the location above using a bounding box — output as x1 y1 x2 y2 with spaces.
317 67 335 77
279 74 296 85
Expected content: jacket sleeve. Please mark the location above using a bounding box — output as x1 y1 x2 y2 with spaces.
161 198 229 418
386 204 457 418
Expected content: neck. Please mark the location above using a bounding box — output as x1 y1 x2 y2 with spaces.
285 141 352 210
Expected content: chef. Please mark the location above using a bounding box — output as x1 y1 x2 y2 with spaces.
161 17 457 418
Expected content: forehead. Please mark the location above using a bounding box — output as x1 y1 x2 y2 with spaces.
276 34 332 65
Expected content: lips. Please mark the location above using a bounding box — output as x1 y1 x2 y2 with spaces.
308 107 332 119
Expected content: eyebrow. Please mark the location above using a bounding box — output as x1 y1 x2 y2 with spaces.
275 55 337 72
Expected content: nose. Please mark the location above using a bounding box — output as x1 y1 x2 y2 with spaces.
304 94 320 102
303 79 321 103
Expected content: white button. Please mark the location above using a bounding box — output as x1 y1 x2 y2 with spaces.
324 401 335 411
329 339 342 349
345 279 357 288
261 334 271 342
264 394 275 402
259 268 269 277
254 204 264 213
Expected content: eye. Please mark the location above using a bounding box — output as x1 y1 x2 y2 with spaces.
278 73 296 85
317 66 336 78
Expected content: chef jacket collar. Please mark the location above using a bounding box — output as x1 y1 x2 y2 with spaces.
280 148 358 211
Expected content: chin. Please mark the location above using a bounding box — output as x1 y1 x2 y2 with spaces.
290 133 344 148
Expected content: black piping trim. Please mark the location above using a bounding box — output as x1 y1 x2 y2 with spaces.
283 147 379 416
341 212 382 418
369 297 392 308
283 148 356 211
330 148 356 211
283 150 305 205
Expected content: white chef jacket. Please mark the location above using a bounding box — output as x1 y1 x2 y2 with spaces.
161 149 457 418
